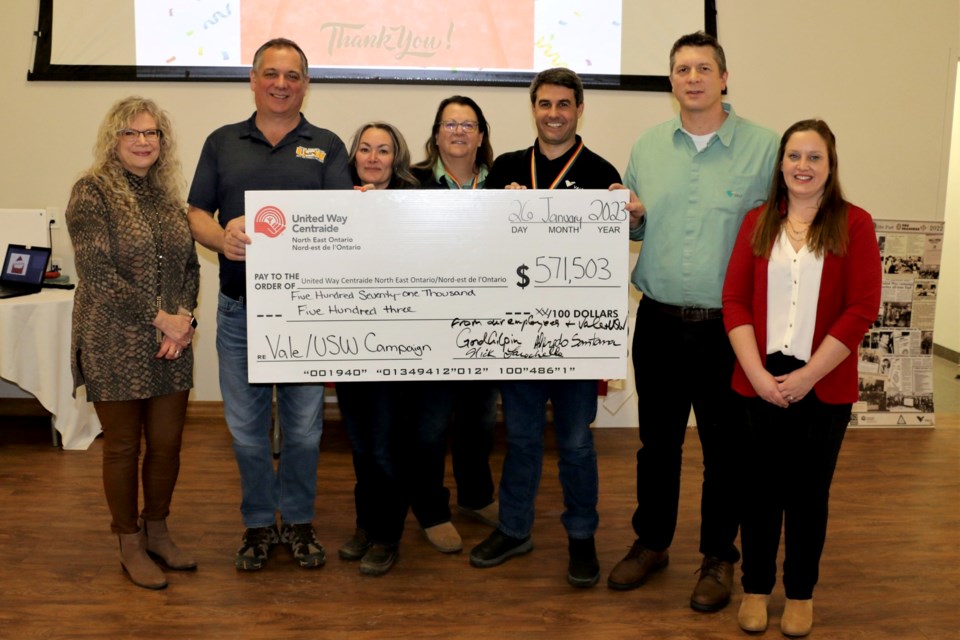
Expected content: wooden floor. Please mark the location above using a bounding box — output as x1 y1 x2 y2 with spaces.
0 409 958 640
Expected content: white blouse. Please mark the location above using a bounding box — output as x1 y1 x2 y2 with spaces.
766 231 824 361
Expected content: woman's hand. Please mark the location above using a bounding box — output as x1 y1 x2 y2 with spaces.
775 367 816 406
153 310 195 350
353 184 375 192
156 335 187 360
748 368 790 408
504 182 527 190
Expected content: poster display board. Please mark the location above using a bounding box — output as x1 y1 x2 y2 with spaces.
853 219 943 427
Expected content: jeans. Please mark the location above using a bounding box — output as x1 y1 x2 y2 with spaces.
217 292 323 528
406 381 497 527
336 381 407 546
497 380 599 540
631 295 743 562
740 352 850 600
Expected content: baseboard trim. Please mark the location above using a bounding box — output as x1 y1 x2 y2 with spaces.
933 343 960 364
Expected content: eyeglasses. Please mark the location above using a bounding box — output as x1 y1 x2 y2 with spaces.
118 128 162 141
439 120 479 133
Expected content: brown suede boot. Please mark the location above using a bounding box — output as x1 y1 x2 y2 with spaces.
781 598 813 637
144 519 197 570
119 528 167 589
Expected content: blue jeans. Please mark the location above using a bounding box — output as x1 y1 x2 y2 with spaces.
497 380 599 540
217 292 323 528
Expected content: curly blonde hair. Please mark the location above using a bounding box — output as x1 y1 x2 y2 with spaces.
85 96 185 213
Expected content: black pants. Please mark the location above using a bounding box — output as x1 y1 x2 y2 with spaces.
336 382 408 546
740 352 850 599
631 295 743 562
405 381 497 527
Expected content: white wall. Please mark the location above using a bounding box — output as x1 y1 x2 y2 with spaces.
2 1 958 401
935 62 960 354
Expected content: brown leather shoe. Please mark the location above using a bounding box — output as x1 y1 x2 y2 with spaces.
690 556 734 612
606 540 669 590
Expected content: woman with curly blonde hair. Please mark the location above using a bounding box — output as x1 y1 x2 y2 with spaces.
67 96 199 589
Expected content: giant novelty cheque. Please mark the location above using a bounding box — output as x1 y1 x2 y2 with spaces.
245 189 630 382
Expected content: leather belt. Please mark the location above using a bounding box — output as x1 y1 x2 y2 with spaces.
643 296 723 322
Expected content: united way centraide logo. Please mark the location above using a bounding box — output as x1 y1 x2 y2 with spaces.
254 206 286 238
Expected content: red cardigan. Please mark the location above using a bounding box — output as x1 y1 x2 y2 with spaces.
722 203 882 403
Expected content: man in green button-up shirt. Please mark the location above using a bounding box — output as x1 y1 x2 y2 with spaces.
607 32 778 614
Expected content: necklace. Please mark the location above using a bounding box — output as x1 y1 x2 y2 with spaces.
785 216 811 243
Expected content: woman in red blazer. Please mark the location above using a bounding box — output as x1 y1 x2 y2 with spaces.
722 120 881 637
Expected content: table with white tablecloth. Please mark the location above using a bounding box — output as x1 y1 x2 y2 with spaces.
0 289 101 449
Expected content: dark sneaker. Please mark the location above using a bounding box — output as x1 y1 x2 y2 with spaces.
338 528 372 561
607 539 669 590
359 543 398 576
567 536 600 588
469 530 533 568
235 525 280 571
280 522 326 568
690 556 734 612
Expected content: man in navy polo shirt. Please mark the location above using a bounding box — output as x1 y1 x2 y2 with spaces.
187 38 352 572
468 68 622 588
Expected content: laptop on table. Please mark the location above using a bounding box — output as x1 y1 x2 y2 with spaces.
0 244 52 299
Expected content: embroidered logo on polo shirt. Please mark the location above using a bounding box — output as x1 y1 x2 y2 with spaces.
296 146 327 162
726 190 743 198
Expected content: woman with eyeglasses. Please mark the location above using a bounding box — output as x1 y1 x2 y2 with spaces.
66 96 199 590
722 119 881 636
403 97 501 555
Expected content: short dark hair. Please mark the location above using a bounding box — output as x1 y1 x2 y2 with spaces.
529 68 584 106
252 38 309 77
669 31 726 75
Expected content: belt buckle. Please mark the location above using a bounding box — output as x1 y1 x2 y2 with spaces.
681 307 706 322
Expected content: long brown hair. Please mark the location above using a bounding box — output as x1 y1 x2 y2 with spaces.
412 95 494 172
347 122 419 189
751 119 848 258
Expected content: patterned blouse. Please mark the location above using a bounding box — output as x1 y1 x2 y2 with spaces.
66 172 199 402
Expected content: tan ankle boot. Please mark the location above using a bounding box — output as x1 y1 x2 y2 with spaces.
781 598 813 637
144 519 197 570
119 528 167 589
737 593 769 632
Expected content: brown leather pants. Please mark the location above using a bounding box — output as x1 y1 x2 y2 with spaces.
94 390 189 534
